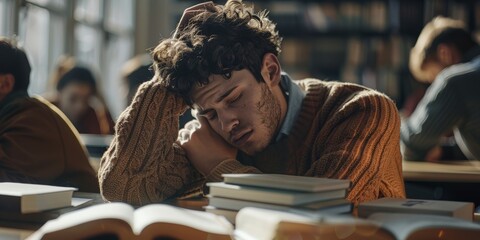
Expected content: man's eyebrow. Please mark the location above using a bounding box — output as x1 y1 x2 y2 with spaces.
215 86 237 103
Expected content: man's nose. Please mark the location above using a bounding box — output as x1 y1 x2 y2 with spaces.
219 110 239 133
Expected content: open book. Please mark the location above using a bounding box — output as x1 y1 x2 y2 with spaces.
234 207 480 240
27 202 233 240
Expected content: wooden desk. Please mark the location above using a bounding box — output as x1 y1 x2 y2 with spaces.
403 160 480 208
0 192 105 239
403 160 480 182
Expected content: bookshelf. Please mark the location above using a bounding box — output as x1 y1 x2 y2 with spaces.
173 0 480 108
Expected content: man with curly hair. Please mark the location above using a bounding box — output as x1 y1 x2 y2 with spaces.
99 0 405 206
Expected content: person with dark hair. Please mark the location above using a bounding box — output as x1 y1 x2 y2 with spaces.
49 66 115 135
121 54 194 128
120 54 155 106
0 38 99 192
99 1 405 206
402 16 480 161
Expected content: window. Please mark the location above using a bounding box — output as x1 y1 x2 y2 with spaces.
74 0 134 117
2 0 134 118
0 0 15 36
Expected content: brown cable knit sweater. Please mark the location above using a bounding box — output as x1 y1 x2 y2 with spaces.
99 78 405 206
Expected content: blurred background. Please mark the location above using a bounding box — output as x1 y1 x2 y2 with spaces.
1 0 479 120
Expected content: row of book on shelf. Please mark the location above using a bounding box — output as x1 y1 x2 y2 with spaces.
1 175 480 240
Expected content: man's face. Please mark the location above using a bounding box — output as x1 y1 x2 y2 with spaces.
0 73 14 103
191 69 284 156
58 82 93 123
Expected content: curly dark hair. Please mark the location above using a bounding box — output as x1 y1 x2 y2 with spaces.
425 28 478 61
152 0 282 105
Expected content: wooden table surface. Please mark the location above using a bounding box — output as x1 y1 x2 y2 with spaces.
403 160 480 182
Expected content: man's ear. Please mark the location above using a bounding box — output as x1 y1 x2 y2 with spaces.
260 53 281 88
436 43 461 66
0 74 15 95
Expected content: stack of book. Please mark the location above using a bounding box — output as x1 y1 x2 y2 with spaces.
205 174 352 223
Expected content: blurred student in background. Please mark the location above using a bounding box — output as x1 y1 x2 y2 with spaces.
120 54 154 106
47 64 115 135
0 38 99 192
401 16 480 161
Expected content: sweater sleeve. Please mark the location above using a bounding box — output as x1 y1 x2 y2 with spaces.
204 159 262 183
98 79 205 205
306 91 405 205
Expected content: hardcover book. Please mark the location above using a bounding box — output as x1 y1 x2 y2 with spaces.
207 182 347 206
208 196 351 215
222 174 350 192
358 198 474 221
0 182 76 214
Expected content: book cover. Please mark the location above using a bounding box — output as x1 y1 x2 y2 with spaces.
207 182 347 206
222 174 350 192
358 198 474 221
0 182 76 214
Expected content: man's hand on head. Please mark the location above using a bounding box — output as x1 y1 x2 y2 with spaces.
173 1 218 39
178 115 237 176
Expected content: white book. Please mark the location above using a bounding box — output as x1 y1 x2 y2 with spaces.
208 196 351 215
204 206 238 224
207 182 347 205
222 174 350 192
358 198 474 221
0 182 76 214
27 202 233 240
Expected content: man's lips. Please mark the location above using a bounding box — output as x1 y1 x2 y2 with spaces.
231 130 253 146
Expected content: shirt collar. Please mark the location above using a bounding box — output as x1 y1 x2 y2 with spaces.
275 73 305 142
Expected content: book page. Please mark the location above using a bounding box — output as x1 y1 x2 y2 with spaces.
234 207 317 240
368 213 480 240
235 207 395 240
71 197 92 207
132 204 233 236
29 202 134 238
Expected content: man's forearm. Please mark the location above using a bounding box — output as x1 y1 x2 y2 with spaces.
205 158 262 183
98 80 201 205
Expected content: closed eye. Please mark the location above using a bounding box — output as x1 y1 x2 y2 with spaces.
201 110 217 120
227 94 242 105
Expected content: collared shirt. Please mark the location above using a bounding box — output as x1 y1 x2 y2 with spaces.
275 73 306 141
238 73 305 164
